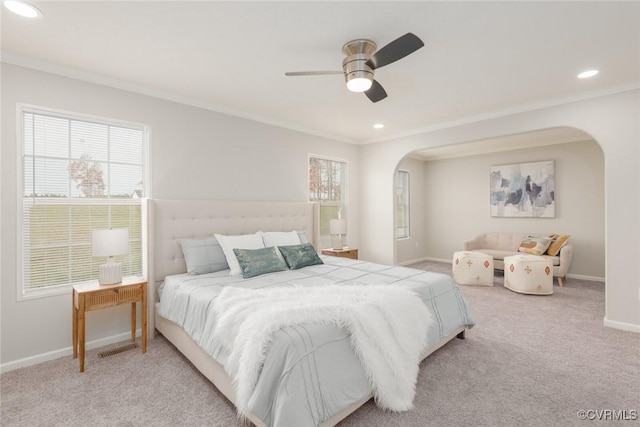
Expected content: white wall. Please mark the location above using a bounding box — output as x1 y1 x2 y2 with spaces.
1 63 637 370
415 140 604 279
360 90 640 332
0 64 360 369
395 156 427 264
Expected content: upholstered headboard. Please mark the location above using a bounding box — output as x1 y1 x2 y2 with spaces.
144 199 319 334
148 198 319 283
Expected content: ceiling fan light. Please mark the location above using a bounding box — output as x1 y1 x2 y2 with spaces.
344 62 374 92
347 77 372 92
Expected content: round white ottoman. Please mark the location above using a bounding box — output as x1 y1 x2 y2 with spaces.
452 251 494 286
504 254 553 295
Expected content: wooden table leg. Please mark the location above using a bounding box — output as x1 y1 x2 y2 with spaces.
78 295 85 372
142 282 147 353
72 290 78 359
131 302 136 343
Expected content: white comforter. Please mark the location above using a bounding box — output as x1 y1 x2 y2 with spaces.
213 284 434 416
158 255 476 427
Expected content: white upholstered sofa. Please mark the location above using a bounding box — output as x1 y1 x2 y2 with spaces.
463 232 572 286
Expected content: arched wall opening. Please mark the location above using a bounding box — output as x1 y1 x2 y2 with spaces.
358 89 639 331
392 127 605 282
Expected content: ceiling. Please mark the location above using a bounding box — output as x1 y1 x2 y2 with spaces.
2 1 639 144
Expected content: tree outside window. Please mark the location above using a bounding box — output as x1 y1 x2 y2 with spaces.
309 156 347 248
19 107 147 297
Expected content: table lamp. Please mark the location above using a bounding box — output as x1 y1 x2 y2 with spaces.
329 218 347 250
92 228 129 285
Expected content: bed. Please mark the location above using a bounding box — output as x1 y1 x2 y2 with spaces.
146 199 475 427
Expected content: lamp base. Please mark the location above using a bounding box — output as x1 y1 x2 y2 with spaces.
98 260 122 285
332 234 345 251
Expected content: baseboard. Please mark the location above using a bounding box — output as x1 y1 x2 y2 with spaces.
603 318 640 333
398 258 606 283
0 329 142 373
396 257 428 266
397 256 449 266
566 273 605 283
423 256 452 264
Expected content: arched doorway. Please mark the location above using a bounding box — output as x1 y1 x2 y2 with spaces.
358 91 638 331
392 127 605 282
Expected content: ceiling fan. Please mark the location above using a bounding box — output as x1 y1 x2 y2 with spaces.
285 33 424 103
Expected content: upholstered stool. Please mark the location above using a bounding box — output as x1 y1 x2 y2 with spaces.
504 254 553 295
452 251 494 286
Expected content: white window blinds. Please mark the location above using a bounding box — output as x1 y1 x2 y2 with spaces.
20 107 147 294
396 170 410 239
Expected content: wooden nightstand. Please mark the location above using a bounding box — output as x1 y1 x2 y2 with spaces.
321 248 359 260
72 278 147 372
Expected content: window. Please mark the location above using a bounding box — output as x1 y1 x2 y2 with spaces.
396 170 409 239
18 105 148 298
308 156 347 249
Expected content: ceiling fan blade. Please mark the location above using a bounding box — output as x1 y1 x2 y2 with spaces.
365 80 388 103
285 71 343 76
365 33 424 70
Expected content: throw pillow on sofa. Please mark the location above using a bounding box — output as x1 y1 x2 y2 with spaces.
546 234 570 256
518 236 553 256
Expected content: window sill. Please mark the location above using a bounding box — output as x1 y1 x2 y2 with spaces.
18 284 72 301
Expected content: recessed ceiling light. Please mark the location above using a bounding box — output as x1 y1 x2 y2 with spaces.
577 70 599 79
3 0 43 19
373 123 384 129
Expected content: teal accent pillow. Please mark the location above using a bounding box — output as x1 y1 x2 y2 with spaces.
233 247 287 279
180 238 229 275
278 243 324 270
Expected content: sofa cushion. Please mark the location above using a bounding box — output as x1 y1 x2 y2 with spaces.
476 249 519 260
473 249 560 266
481 232 528 251
540 255 561 266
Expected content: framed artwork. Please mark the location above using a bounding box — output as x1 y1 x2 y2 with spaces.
490 160 555 218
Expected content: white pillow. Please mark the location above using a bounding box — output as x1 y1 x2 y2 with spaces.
215 232 265 275
262 230 301 247
297 230 309 244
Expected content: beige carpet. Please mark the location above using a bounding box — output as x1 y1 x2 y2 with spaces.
2 261 638 426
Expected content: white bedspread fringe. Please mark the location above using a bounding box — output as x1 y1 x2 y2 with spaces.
212 284 434 417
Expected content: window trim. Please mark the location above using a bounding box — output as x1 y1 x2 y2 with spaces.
307 153 349 209
308 153 349 249
396 169 410 240
15 103 151 301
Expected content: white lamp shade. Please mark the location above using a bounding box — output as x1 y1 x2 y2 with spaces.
92 228 129 257
330 218 347 235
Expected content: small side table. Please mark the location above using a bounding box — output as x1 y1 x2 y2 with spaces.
452 251 494 286
72 278 147 372
504 254 553 295
321 247 359 260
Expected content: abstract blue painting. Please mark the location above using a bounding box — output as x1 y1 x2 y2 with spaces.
490 160 555 217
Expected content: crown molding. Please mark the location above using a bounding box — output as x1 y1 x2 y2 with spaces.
1 51 357 145
360 81 640 145
3 51 638 147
